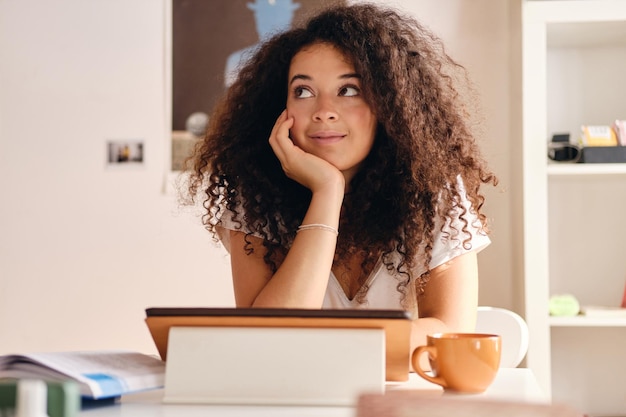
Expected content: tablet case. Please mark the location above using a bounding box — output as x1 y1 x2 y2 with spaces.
145 307 412 382
163 326 385 405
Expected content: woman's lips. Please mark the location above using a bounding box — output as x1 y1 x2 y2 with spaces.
308 131 346 143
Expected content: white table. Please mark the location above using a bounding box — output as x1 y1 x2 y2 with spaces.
80 368 548 417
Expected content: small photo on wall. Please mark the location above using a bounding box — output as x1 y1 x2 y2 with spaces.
107 140 144 167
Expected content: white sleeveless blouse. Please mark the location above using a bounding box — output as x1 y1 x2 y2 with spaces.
216 183 490 318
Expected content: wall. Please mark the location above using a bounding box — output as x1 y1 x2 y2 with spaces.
0 0 517 355
381 0 517 312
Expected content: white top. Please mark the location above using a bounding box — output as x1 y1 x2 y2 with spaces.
217 184 490 317
322 202 490 316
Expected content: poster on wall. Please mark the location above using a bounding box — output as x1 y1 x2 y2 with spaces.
171 0 346 171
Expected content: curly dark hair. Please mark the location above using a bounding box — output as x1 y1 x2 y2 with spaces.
185 3 497 300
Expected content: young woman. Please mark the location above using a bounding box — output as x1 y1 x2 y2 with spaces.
185 3 497 353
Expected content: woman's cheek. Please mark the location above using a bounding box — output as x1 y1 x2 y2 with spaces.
288 118 305 147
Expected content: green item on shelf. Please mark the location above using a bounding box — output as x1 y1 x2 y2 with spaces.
0 379 80 417
549 294 580 317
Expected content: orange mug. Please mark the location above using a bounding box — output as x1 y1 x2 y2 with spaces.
411 333 501 393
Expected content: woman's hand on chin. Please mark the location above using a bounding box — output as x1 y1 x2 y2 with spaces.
269 110 345 195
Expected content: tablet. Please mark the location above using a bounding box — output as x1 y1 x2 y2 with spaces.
145 307 412 382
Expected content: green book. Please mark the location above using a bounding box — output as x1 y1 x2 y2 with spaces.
0 380 80 417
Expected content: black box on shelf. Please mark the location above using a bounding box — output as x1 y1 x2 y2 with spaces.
579 146 626 163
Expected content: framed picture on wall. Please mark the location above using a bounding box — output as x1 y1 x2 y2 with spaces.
167 0 346 172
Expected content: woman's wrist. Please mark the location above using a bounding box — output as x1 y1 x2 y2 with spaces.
297 223 339 236
313 174 345 201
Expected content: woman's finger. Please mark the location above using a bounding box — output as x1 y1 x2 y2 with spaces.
269 113 295 163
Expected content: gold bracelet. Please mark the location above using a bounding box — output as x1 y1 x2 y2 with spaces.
297 223 339 236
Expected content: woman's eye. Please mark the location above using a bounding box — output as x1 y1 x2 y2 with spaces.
294 86 313 98
339 85 360 97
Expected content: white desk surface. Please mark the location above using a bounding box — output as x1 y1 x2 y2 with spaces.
81 368 548 417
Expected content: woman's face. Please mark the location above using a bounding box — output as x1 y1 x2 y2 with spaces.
286 42 377 183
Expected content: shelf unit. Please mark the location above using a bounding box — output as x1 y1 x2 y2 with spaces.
522 1 626 415
547 163 626 176
549 316 626 327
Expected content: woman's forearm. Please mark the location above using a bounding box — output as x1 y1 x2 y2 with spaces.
249 184 344 308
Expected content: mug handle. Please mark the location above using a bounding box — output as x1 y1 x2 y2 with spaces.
411 346 447 389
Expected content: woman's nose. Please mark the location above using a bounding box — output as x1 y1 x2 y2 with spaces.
312 96 338 121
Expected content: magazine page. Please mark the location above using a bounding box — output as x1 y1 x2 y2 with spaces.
0 351 165 399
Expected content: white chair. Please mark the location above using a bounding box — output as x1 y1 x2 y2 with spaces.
475 306 529 368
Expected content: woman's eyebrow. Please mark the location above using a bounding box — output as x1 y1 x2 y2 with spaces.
289 74 311 85
289 73 362 85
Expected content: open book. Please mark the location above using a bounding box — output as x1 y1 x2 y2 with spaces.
0 351 165 400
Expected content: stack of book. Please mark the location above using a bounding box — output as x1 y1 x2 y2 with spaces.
578 122 626 163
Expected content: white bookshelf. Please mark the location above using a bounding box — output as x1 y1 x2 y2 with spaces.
549 316 626 327
547 163 626 176
522 1 626 415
